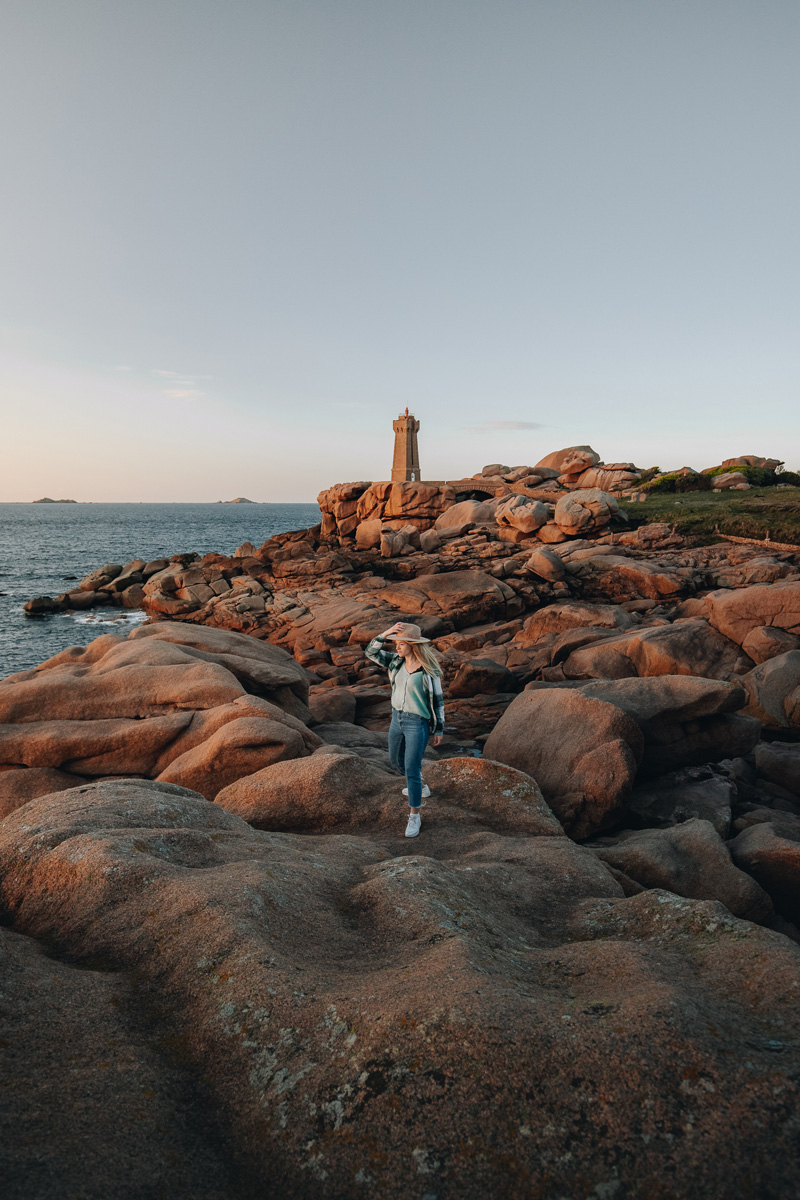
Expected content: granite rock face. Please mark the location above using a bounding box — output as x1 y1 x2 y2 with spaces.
483 688 644 838
591 818 773 921
704 581 800 645
484 675 763 837
729 820 800 924
755 741 800 794
625 763 737 836
0 624 317 810
740 650 800 729
535 444 601 476
3 779 800 1200
554 487 620 535
0 920 235 1200
0 765 78 818
557 619 748 682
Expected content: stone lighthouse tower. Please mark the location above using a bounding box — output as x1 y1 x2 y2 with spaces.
391 408 421 481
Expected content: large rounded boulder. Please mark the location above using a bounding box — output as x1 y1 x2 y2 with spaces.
553 488 619 535
483 688 643 838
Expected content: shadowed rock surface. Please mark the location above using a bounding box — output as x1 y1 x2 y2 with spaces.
729 821 800 924
590 818 773 921
0 923 236 1200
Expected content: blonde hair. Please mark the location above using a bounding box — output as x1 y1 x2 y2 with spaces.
411 642 442 677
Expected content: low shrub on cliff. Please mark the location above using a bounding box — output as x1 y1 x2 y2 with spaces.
644 472 712 495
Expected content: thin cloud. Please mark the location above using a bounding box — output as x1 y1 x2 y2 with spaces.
471 420 545 431
153 369 213 380
152 368 210 401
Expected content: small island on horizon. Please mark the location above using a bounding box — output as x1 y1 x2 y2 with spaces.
218 497 257 504
32 497 78 504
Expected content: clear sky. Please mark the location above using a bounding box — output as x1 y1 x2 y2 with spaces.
1 0 798 501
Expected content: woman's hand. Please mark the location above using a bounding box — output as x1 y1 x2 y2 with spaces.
382 621 405 638
433 735 443 746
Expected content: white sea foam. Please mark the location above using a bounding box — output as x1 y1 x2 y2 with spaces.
72 609 148 628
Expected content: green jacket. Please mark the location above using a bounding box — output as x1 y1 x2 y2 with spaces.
365 636 446 736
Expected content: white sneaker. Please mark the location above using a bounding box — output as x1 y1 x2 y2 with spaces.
405 812 421 838
402 784 431 799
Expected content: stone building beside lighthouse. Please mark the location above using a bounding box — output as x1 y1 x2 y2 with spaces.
391 408 421 481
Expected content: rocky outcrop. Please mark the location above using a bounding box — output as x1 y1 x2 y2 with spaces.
572 463 643 491
3 778 800 1199
318 481 458 539
740 651 800 729
515 600 634 643
361 481 458 526
742 625 800 663
19 517 800 766
484 675 761 838
566 553 695 603
553 488 619 535
494 494 550 536
536 445 601 477
0 624 317 810
712 471 750 490
448 656 518 698
533 447 643 493
525 546 567 581
317 480 372 538
729 822 800 924
0 765 78 818
755 742 800 794
625 763 737 836
547 676 761 775
216 748 397 832
472 462 562 488
557 619 749 682
217 753 560 838
434 497 501 534
704 580 800 645
24 556 178 616
591 818 773 920
483 689 643 838
719 455 784 470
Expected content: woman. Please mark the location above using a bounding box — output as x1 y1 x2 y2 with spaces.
365 621 445 838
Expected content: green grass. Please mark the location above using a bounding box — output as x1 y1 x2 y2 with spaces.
624 486 800 546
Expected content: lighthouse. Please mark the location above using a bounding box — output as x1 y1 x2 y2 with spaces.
391 408 421 481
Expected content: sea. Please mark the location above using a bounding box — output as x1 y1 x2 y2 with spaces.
0 502 321 680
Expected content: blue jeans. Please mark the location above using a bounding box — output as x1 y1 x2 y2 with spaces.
388 710 430 808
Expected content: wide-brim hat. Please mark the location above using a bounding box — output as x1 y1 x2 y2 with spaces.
385 622 431 644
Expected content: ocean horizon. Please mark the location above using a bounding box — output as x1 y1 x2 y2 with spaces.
4 499 318 505
0 502 321 679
